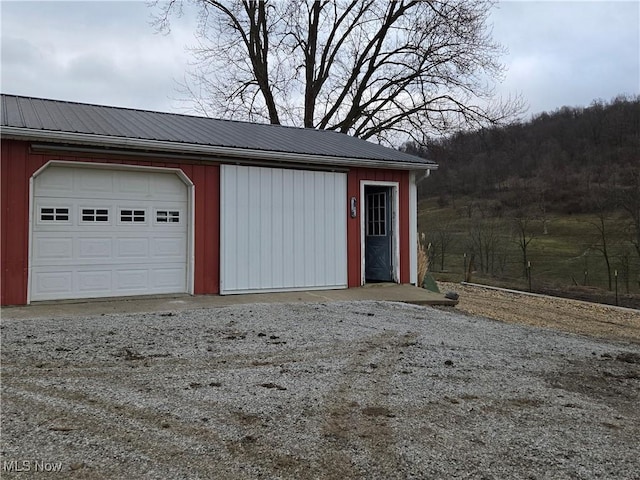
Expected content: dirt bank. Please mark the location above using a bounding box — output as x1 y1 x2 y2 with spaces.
438 281 640 344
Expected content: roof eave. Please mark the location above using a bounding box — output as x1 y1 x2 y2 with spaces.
0 127 437 171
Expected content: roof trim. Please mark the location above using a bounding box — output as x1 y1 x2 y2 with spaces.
1 126 437 171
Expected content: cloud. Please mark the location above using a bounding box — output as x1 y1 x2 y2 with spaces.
1 0 638 119
1 35 43 65
491 0 639 115
0 1 197 112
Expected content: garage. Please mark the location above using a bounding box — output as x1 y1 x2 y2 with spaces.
30 164 191 301
220 165 347 294
2 94 436 306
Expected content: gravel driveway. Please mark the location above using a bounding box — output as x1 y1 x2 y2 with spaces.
1 301 639 479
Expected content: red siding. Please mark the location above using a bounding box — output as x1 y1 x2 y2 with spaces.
1 140 30 305
0 140 220 305
1 139 412 305
346 168 410 287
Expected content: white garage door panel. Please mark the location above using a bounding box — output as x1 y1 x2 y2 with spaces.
76 170 115 195
32 271 73 296
116 238 149 258
221 165 347 294
152 237 186 259
36 169 187 199
34 238 74 260
77 270 112 293
153 268 188 288
31 166 189 301
36 168 74 193
77 238 113 259
31 264 188 301
115 269 149 290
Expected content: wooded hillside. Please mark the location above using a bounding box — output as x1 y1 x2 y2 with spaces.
407 95 640 306
409 95 639 214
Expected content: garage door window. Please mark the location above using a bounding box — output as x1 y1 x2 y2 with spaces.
120 209 146 223
39 207 69 222
156 210 180 223
82 208 109 222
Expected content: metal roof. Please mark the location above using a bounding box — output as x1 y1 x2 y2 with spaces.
1 94 434 168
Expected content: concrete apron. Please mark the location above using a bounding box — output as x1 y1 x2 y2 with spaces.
1 284 456 320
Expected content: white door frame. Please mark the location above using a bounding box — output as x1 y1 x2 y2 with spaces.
360 180 400 285
27 160 195 304
409 172 417 285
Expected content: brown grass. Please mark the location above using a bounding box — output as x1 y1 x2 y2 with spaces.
417 233 429 287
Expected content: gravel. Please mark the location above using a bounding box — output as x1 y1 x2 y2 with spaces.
1 301 639 479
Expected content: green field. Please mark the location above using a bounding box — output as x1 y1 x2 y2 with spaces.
418 197 640 301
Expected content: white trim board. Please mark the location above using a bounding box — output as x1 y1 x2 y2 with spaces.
409 172 417 285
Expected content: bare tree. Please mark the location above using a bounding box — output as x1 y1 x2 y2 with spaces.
617 163 640 260
589 211 614 291
436 224 456 271
588 186 623 291
512 213 537 279
616 250 631 294
152 0 525 144
468 218 502 275
427 230 440 270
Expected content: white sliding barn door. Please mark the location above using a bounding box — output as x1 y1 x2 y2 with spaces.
220 165 347 294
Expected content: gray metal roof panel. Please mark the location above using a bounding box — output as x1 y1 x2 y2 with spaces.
1 96 22 126
1 94 433 165
42 100 76 132
16 97 43 128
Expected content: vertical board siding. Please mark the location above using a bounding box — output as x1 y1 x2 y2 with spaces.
220 165 347 294
1 140 29 305
0 142 8 304
203 164 220 294
346 167 411 287
0 140 220 305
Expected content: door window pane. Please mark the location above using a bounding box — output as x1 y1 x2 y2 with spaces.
366 192 386 236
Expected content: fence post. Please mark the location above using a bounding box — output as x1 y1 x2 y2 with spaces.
463 253 467 283
527 261 532 292
615 270 618 306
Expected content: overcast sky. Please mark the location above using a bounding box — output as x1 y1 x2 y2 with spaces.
1 0 638 123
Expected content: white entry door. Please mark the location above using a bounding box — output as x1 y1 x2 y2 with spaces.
220 165 347 294
30 165 189 301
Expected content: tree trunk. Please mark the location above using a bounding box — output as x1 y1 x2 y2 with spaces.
303 2 320 128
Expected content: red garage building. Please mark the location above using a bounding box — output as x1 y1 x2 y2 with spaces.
1 94 435 305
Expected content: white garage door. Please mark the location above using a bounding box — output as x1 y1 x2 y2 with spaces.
30 165 189 301
221 165 347 294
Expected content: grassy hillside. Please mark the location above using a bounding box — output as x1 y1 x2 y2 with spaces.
410 96 640 308
418 197 640 307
